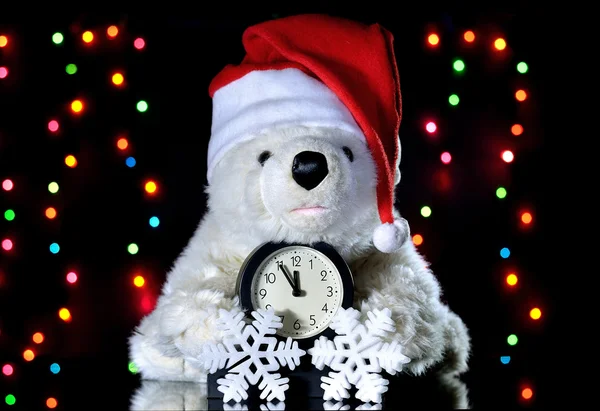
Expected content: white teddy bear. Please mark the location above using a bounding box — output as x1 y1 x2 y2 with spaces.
129 13 471 408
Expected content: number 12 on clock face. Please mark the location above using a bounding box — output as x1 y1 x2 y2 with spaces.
249 245 347 339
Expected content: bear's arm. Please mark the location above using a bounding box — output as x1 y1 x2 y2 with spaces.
352 243 470 376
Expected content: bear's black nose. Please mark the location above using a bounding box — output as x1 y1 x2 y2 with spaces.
292 151 329 191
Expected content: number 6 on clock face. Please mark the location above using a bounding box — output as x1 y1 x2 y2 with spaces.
237 242 354 340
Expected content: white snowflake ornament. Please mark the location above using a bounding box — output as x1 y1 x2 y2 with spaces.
308 307 411 404
199 308 306 403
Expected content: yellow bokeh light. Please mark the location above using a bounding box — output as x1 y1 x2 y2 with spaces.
45 207 57 219
494 38 507 50
506 273 518 286
515 90 527 101
529 307 542 320
463 30 475 43
112 72 124 86
23 349 35 361
59 308 71 322
71 99 83 113
107 25 119 38
65 155 77 168
412 234 423 246
133 275 145 287
82 31 94 43
0 35 8 48
32 332 44 344
521 212 533 224
145 180 157 194
117 137 128 150
427 33 439 46
46 398 58 409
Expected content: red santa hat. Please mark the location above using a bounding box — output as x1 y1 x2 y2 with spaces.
208 14 409 253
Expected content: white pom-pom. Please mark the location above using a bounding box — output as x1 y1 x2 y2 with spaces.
373 218 410 253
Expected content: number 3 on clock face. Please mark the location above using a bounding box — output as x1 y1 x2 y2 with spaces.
237 242 354 340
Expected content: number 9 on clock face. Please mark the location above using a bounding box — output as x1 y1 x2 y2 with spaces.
238 242 354 340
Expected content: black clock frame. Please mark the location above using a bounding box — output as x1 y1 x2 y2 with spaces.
236 241 354 346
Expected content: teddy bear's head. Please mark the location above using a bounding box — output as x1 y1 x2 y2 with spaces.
207 125 387 249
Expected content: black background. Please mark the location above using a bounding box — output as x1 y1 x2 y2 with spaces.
1 5 553 410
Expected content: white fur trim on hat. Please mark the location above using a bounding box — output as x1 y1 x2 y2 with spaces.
207 68 365 183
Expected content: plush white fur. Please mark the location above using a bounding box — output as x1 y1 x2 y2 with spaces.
129 125 471 408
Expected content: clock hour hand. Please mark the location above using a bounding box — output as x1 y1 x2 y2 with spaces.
293 270 301 293
280 264 301 296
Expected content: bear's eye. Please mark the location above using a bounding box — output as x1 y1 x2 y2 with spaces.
342 146 354 162
258 151 272 166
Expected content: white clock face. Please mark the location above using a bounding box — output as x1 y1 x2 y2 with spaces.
250 245 344 339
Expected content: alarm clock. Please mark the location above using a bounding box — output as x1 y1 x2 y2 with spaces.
236 241 354 344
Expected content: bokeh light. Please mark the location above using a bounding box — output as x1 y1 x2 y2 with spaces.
5 394 16 406
0 35 7 47
23 349 35 361
500 356 511 364
149 216 160 227
521 387 533 400
515 89 527 101
511 124 523 136
448 94 460 106
412 234 423 246
507 334 518 345
441 152 452 164
66 271 78 284
48 182 59 194
2 239 13 251
500 247 510 258
52 32 63 45
427 33 439 46
107 25 119 38
136 100 148 112
463 30 475 43
496 186 507 199
128 243 139 255
2 179 14 191
494 37 507 50
117 137 128 150
126 157 136 168
58 308 71 322
521 211 533 224
144 180 157 194
0 67 8 79
65 155 78 168
134 37 145 49
506 273 518 286
46 398 58 409
82 31 94 43
45 207 57 219
501 150 514 163
128 361 139 374
2 364 13 376
71 99 83 113
112 72 124 86
517 62 529 73
134 275 145 287
33 332 44 344
529 307 542 320
425 121 437 133
48 120 59 132
65 64 77 75
50 363 61 374
453 59 465 72
49 243 60 254
420 206 432 218
4 209 15 221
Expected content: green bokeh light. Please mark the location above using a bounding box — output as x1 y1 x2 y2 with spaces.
496 187 507 199
517 62 528 74
48 182 59 194
453 59 465 72
52 32 63 45
420 206 432 218
65 64 78 75
507 334 518 346
5 394 16 406
128 243 139 255
449 94 460 106
128 361 138 374
136 100 148 112
4 209 15 221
